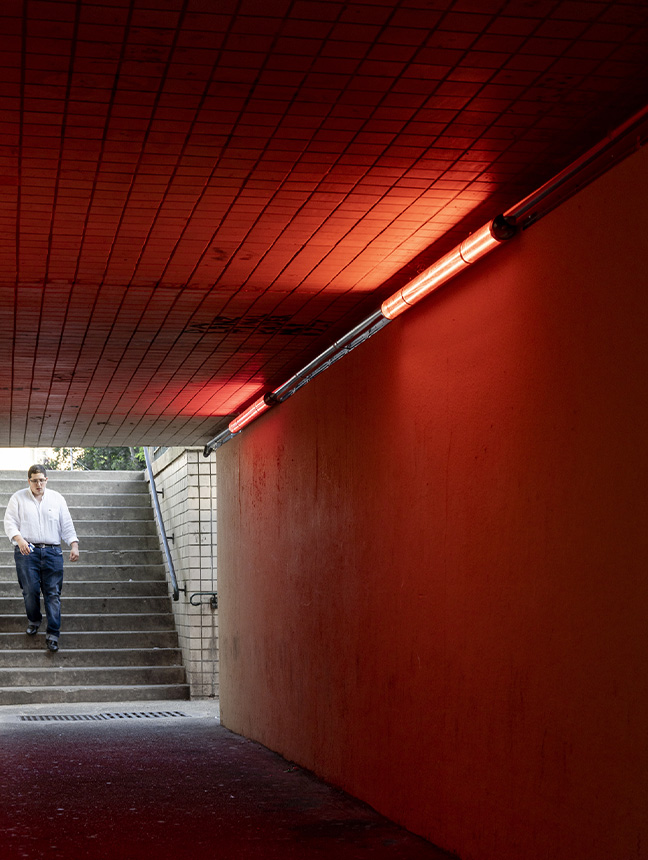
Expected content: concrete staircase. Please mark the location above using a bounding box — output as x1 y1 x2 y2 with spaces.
0 470 189 705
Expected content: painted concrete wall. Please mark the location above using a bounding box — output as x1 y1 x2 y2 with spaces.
217 146 648 860
148 447 219 698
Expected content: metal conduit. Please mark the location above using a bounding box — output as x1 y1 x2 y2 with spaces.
272 309 387 402
504 102 648 229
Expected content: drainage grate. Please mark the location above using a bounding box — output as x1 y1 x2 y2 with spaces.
20 711 189 722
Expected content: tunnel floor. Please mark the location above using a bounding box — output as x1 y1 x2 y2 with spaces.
0 700 453 860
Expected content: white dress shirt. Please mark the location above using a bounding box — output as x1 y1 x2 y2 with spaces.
4 487 78 547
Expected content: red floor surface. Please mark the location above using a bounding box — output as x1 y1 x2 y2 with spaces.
0 709 454 860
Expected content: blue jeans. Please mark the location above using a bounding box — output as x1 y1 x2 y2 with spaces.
15 546 64 638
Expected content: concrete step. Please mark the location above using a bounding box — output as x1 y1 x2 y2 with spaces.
0 630 179 649
0 580 169 598
1 492 153 508
0 549 164 566
0 648 183 667
0 665 186 686
0 595 172 614
0 470 145 481
73 520 157 537
0 535 161 553
73 536 161 551
0 484 149 501
0 683 190 704
0 613 176 632
0 563 167 582
67 506 155 521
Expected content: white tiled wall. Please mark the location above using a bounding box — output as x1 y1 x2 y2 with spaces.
146 447 218 699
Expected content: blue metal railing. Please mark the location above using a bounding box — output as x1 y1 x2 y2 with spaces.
144 447 181 601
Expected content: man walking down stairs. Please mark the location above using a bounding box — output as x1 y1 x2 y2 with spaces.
0 470 189 705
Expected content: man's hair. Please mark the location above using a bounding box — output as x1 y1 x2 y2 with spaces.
27 464 47 479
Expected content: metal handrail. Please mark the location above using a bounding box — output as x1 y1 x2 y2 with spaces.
144 447 181 601
189 591 218 609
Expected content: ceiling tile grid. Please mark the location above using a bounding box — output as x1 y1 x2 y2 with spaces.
0 0 647 445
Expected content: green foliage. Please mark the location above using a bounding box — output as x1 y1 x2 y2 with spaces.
43 447 145 472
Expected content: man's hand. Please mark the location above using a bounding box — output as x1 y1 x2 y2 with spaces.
14 536 32 556
69 542 79 562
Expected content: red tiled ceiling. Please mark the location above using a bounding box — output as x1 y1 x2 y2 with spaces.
0 0 647 446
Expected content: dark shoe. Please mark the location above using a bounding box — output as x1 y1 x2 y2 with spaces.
45 638 59 652
26 624 40 636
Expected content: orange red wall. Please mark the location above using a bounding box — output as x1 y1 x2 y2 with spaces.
217 146 648 860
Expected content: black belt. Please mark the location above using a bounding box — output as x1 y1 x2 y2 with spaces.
29 543 60 548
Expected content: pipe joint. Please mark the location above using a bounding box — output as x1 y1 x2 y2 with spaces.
490 214 517 240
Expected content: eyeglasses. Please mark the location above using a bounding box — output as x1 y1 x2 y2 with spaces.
29 478 47 484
